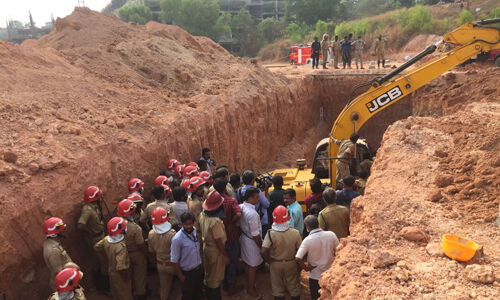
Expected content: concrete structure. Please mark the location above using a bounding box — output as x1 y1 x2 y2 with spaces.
219 0 286 21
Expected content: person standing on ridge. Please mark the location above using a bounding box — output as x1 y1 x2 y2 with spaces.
321 34 330 69
311 37 321 69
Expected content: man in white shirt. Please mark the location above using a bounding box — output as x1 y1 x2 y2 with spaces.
239 187 263 299
295 215 339 300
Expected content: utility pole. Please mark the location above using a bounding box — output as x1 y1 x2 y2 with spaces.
77 0 86 7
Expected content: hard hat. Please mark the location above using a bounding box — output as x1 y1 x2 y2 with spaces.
186 161 199 170
167 159 180 171
273 205 290 224
127 193 144 203
161 184 172 198
55 267 82 293
84 186 102 202
107 217 127 236
117 199 136 216
323 33 329 40
128 178 144 193
174 164 184 178
190 176 206 191
154 175 169 186
151 207 169 225
181 179 192 193
183 165 199 178
199 171 212 184
43 217 66 236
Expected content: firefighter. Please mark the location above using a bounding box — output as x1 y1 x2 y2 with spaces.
94 217 133 300
330 133 359 185
140 185 173 231
43 217 73 290
127 178 145 223
48 267 86 300
188 176 207 230
77 185 109 295
332 35 341 69
148 207 177 300
261 206 302 300
375 35 387 68
321 34 330 69
311 37 321 69
117 199 147 300
352 36 365 69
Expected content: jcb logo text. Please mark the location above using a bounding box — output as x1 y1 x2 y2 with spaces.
366 86 403 113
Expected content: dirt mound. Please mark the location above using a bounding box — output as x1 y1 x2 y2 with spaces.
319 65 500 299
401 34 441 53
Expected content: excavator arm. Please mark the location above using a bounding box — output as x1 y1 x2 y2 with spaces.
327 19 500 183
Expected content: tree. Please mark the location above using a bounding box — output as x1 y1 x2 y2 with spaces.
257 18 284 43
215 13 233 41
231 8 260 56
118 5 153 24
286 0 341 25
457 9 474 25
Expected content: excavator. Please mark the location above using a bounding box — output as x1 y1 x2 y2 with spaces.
269 18 500 211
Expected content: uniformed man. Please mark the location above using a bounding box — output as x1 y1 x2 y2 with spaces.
77 185 109 294
43 217 73 290
261 206 302 300
355 170 369 195
375 35 387 68
320 33 330 69
318 188 350 239
188 176 207 230
148 207 177 300
332 35 341 69
48 267 85 300
94 217 133 300
127 178 145 224
352 36 365 69
199 190 229 300
117 199 147 300
140 185 173 231
330 133 359 185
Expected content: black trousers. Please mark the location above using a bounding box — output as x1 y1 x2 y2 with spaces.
309 278 320 300
181 265 204 300
312 53 320 68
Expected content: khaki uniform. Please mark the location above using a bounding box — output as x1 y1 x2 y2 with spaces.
334 139 356 183
188 193 204 230
376 39 386 61
77 202 106 274
262 228 302 297
356 178 367 195
43 238 73 289
47 287 86 300
94 237 133 300
318 204 350 238
321 40 329 65
332 41 342 68
148 228 177 300
352 40 365 69
139 200 174 229
123 220 147 296
199 212 227 288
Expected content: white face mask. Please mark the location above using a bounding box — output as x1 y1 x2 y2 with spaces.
108 234 125 243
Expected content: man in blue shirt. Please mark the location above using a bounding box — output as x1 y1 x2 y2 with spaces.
238 170 270 235
171 212 203 300
284 188 304 236
199 147 215 175
341 36 352 69
336 175 360 210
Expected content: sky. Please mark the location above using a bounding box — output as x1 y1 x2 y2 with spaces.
0 0 110 26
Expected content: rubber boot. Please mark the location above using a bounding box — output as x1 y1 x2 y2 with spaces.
206 287 221 300
377 60 380 68
322 63 327 69
382 59 385 68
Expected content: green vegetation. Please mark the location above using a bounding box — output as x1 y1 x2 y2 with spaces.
118 4 153 24
457 9 474 25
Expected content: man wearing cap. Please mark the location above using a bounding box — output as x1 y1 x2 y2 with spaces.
43 217 73 290
199 190 229 300
262 206 302 300
140 185 172 231
330 133 359 185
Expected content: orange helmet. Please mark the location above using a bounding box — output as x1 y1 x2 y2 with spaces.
323 33 329 40
117 199 136 216
273 205 290 224
181 179 192 193
183 165 199 178
107 217 127 236
154 175 169 186
128 178 144 193
174 164 184 178
151 207 169 225
162 184 172 198
167 159 180 171
199 171 212 184
43 217 66 236
127 193 144 203
55 267 82 293
190 176 205 192
84 186 101 202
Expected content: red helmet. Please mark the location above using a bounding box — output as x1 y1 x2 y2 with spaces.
323 33 329 40
43 217 66 236
167 159 180 171
84 186 101 202
55 267 82 293
151 207 169 225
162 184 172 198
181 179 192 193
199 171 212 184
183 165 199 178
174 164 184 178
117 199 136 216
154 175 169 186
190 176 206 192
186 162 199 169
107 217 127 236
127 193 144 203
273 205 290 224
128 178 144 193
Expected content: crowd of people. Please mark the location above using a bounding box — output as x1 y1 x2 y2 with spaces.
311 33 387 70
44 146 371 300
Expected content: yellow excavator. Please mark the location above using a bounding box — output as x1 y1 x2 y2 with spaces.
269 18 500 211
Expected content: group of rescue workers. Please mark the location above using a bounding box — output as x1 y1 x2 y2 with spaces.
44 142 372 300
310 33 387 70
